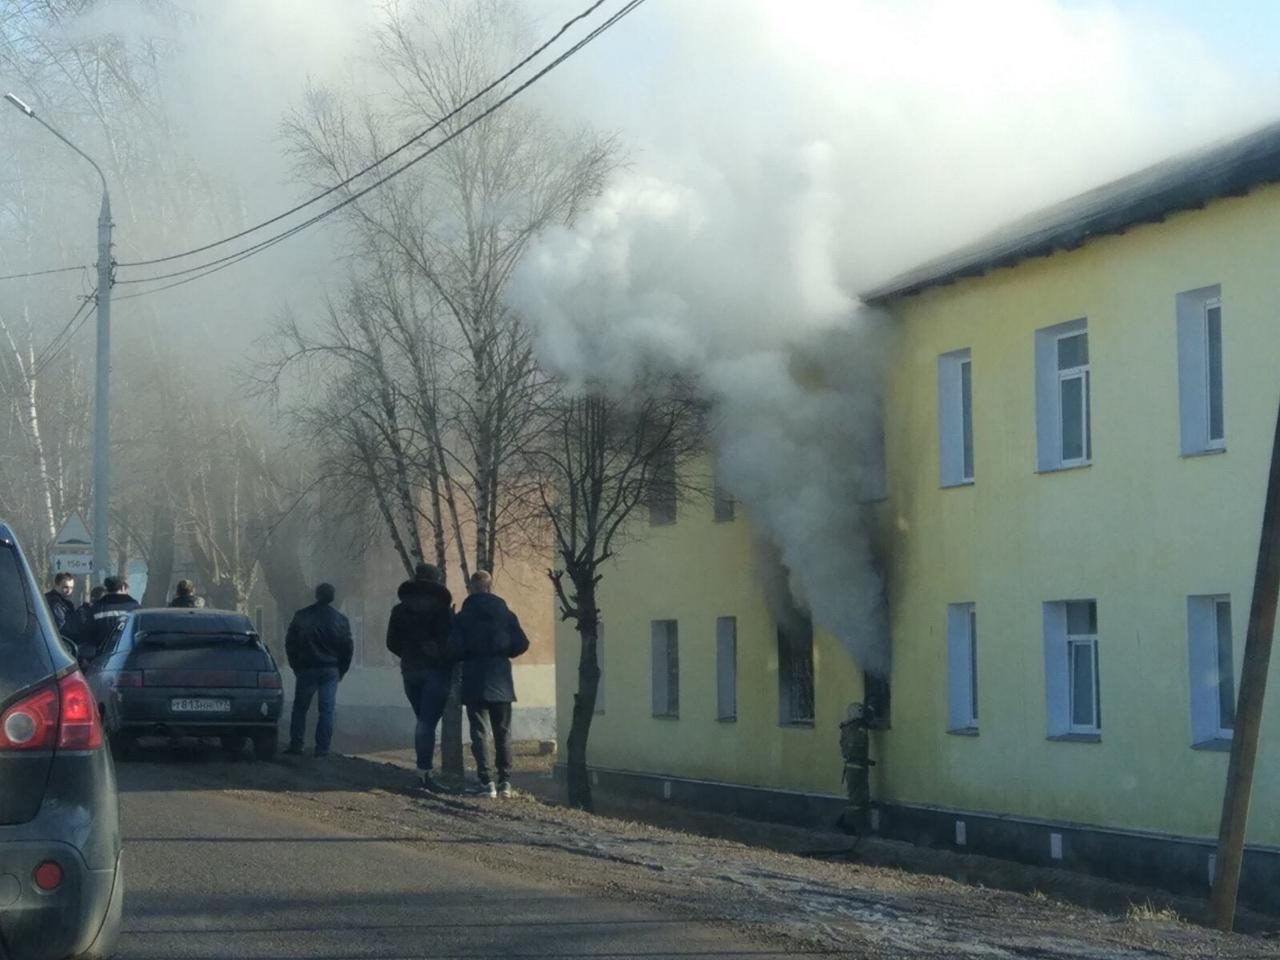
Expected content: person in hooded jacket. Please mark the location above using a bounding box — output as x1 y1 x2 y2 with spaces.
385 562 454 791
168 579 201 608
83 576 140 660
449 570 530 798
44 572 78 637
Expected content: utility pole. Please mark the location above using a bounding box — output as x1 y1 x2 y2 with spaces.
1209 394 1280 931
5 93 113 585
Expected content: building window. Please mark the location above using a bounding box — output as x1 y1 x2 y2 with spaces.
716 616 737 721
1187 595 1236 744
648 451 677 526
650 620 679 718
1035 319 1091 471
593 623 605 715
1044 599 1100 737
938 349 974 486
1177 286 1226 455
777 617 815 726
946 603 978 731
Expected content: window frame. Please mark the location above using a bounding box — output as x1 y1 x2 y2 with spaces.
1204 297 1226 449
777 618 815 728
1044 598 1101 739
650 619 679 718
1176 285 1226 456
1055 331 1091 468
647 452 677 526
715 616 737 722
946 602 979 733
938 348 975 487
1187 594 1236 745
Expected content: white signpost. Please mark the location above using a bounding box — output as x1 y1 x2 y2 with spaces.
50 513 93 579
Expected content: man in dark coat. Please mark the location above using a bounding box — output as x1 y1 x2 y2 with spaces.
44 572 77 637
284 583 353 757
82 576 140 660
168 579 201 608
76 586 105 644
385 562 454 791
450 570 529 798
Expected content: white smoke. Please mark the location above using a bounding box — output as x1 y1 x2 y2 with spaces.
510 0 1279 675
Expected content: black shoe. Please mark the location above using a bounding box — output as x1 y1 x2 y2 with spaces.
417 770 442 792
284 745 304 756
314 750 331 758
471 781 498 799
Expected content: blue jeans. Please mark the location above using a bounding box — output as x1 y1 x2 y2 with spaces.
402 668 452 770
291 667 340 754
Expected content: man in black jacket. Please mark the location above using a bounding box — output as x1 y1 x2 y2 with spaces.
44 572 77 637
82 576 140 660
168 579 201 608
285 583 353 757
385 562 454 791
450 570 530 798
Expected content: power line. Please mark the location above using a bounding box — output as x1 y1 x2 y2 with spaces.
113 0 647 303
0 263 91 282
33 297 95 377
115 0 614 270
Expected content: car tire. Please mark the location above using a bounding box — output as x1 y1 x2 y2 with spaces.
252 729 278 762
108 731 135 761
220 735 247 759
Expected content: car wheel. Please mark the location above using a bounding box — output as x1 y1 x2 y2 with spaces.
108 731 135 760
220 735 247 759
252 729 278 761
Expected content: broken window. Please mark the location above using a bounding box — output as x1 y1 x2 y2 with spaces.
777 617 815 726
650 619 679 718
648 451 677 526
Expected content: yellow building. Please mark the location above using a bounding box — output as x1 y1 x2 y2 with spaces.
555 120 1280 902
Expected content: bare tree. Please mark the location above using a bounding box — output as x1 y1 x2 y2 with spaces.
535 381 705 810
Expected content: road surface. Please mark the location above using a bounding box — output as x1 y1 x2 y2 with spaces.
115 759 805 959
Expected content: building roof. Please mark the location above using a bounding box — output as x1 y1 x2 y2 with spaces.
862 119 1280 303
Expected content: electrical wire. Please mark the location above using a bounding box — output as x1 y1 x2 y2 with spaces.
114 0 614 270
0 263 91 282
32 297 95 377
112 0 647 302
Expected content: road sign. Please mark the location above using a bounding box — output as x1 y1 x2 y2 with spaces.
53 513 93 551
51 553 93 575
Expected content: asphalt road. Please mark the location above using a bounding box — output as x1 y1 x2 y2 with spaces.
115 761 799 960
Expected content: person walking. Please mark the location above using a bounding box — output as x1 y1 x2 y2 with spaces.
82 576 140 660
284 583 353 758
44 572 78 637
385 562 454 791
450 571 529 798
168 579 201 608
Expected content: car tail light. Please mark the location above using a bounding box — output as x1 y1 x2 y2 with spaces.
57 672 103 751
257 672 282 689
112 671 143 688
0 672 103 752
0 686 59 751
32 861 62 891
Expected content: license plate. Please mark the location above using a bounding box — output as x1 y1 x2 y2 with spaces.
171 698 231 713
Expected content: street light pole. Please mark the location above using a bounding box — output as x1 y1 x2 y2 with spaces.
5 93 113 586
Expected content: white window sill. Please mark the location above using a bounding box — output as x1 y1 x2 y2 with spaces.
1036 462 1092 476
941 479 975 490
947 726 980 737
1192 737 1232 752
1181 446 1227 459
715 716 737 724
651 713 680 721
1047 732 1101 743
779 720 816 730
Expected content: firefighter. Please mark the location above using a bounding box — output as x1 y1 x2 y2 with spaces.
837 701 876 836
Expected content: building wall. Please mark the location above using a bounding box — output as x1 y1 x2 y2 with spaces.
554 464 867 798
880 182 1280 847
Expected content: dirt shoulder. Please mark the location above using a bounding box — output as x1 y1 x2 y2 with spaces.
123 746 1279 959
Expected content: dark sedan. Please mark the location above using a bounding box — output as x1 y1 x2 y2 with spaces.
0 521 122 960
86 608 283 760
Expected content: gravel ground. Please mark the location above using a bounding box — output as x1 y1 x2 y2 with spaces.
124 743 1280 960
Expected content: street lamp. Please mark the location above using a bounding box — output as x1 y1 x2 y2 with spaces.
5 92 114 586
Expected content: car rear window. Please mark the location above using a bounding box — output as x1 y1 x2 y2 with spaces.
136 631 259 648
0 541 54 697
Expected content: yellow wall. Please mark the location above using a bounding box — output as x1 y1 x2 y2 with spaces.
554 469 866 797
881 182 1280 846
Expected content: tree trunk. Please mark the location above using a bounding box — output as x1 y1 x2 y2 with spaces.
141 506 175 607
566 581 601 811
